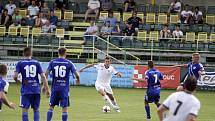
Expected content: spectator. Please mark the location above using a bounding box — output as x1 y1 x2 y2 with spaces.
55 0 67 10
5 0 16 16
173 25 183 39
11 8 23 26
35 0 44 8
0 9 12 28
84 20 98 44
101 0 114 11
40 2 50 17
49 10 58 29
193 7 203 24
105 11 117 28
20 18 27 26
122 22 135 41
124 0 136 12
127 11 142 32
84 0 100 22
0 0 4 15
20 0 31 8
168 0 181 13
100 21 113 38
160 24 171 39
41 20 52 33
111 25 121 35
180 4 193 24
27 0 40 19
35 12 47 27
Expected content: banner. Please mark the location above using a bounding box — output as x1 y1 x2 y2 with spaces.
198 72 215 86
133 66 181 89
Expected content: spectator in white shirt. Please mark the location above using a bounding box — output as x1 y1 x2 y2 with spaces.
160 24 171 39
168 0 181 13
193 7 203 24
173 25 183 40
84 20 98 44
84 0 100 22
5 0 16 15
180 5 193 24
42 20 52 33
27 0 39 19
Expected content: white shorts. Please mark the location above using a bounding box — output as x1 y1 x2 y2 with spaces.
95 82 113 94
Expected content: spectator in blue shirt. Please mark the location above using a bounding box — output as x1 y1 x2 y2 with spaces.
50 10 58 29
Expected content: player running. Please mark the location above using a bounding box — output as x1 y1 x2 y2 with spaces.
131 60 163 120
13 47 50 121
45 47 80 121
0 64 16 110
158 76 200 121
79 56 122 112
175 53 205 91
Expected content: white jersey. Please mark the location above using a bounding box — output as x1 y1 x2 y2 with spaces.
163 91 200 121
94 63 118 85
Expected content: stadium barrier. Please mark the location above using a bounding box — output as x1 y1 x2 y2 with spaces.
1 61 215 90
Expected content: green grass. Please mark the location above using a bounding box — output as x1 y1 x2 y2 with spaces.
0 84 215 121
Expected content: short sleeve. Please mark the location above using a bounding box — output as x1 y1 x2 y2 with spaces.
70 62 77 73
47 61 52 72
94 64 99 69
112 67 118 75
15 61 21 73
189 100 200 116
159 72 163 80
145 71 149 80
180 31 183 36
163 93 174 109
27 6 31 11
37 62 43 74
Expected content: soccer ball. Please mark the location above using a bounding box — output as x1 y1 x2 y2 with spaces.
102 105 111 113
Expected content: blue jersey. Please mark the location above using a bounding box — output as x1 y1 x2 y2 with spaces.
0 77 6 92
145 68 163 92
188 62 204 79
47 58 76 92
15 59 43 95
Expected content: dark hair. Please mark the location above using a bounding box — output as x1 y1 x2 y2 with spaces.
105 56 111 60
148 60 154 68
58 47 67 56
184 76 197 92
164 24 168 27
195 7 199 10
175 24 180 28
0 64 7 76
23 47 32 57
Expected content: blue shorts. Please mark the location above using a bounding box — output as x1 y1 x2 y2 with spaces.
49 91 70 107
144 90 160 103
20 94 40 110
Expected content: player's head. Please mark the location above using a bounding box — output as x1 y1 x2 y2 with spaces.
184 76 197 93
58 47 67 57
148 60 154 69
23 47 32 57
0 64 7 77
104 56 111 66
192 53 200 63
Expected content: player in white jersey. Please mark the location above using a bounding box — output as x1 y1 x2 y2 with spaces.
79 56 122 112
157 76 200 121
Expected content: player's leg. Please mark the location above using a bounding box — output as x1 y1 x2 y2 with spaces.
106 93 120 112
0 101 2 111
47 91 58 121
21 95 30 121
144 95 151 119
95 83 116 108
32 94 41 121
60 93 70 121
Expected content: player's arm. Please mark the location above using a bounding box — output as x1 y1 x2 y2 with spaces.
174 64 188 68
13 72 21 84
0 91 16 109
157 104 169 121
40 73 50 97
186 114 197 121
79 64 95 72
74 71 80 85
131 77 145 82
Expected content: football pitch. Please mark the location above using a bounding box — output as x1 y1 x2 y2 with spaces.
0 84 215 121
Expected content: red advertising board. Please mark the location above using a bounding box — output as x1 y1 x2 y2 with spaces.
133 66 181 89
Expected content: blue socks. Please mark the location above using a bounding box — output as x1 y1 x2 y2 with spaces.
22 112 29 121
46 109 53 121
62 112 68 121
34 110 40 121
145 105 151 119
